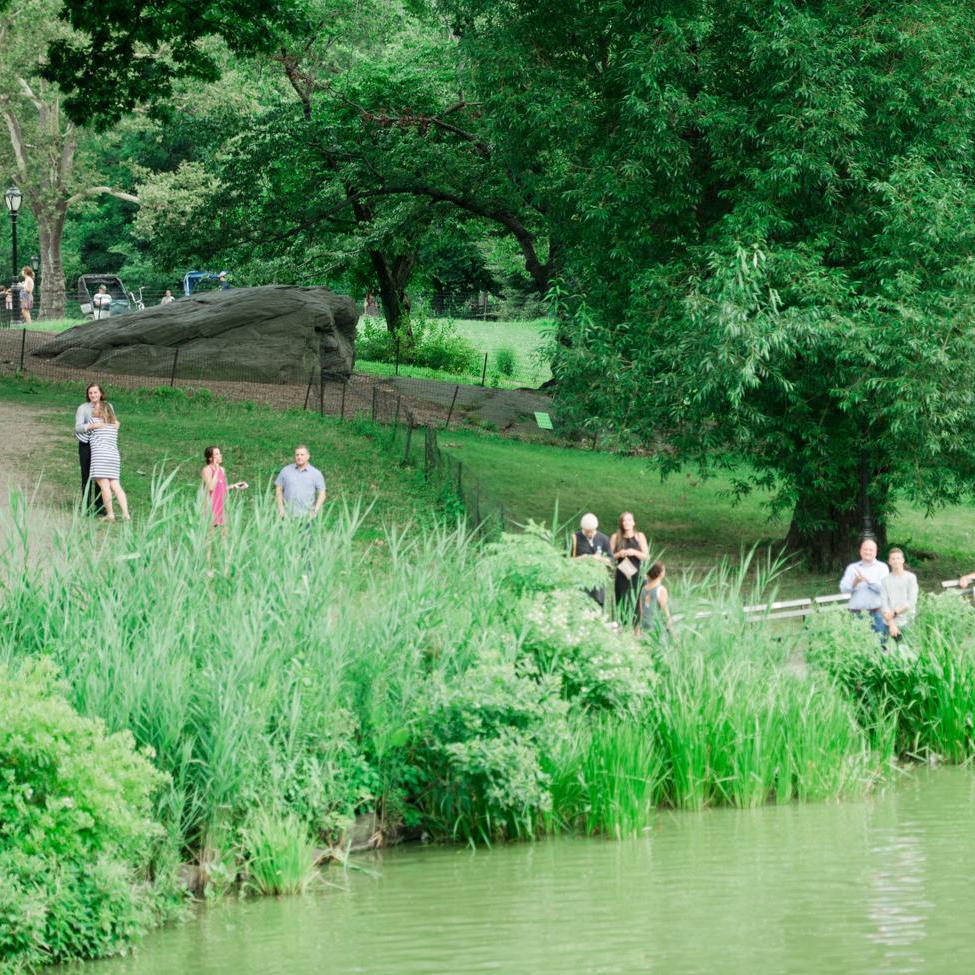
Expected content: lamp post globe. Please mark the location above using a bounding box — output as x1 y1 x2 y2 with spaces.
4 186 21 325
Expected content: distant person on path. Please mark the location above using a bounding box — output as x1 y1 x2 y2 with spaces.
93 285 111 320
160 289 175 305
19 267 34 325
880 547 918 642
201 446 247 527
74 382 106 514
275 445 326 519
364 291 379 316
572 512 613 607
637 561 674 638
839 538 889 634
0 286 8 327
610 511 649 618
218 272 230 290
88 401 129 521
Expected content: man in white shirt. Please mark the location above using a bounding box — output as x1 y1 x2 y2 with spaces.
839 538 889 634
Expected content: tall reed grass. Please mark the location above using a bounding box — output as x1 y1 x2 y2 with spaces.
2 486 967 873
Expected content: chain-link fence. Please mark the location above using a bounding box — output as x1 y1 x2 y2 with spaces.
373 386 512 539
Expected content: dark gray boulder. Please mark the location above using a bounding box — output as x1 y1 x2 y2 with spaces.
33 285 358 383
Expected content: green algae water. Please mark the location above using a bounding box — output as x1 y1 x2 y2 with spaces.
97 769 975 975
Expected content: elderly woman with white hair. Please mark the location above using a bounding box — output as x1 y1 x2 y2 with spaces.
571 512 613 607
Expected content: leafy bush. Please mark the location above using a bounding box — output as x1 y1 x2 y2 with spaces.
0 659 174 972
522 589 654 715
495 345 517 377
356 316 480 375
413 661 568 843
484 523 610 598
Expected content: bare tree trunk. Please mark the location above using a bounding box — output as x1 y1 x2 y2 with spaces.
36 210 67 320
785 489 889 573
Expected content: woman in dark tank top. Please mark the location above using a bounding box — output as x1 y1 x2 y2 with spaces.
610 511 649 620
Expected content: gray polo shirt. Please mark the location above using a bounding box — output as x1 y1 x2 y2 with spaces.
275 462 326 516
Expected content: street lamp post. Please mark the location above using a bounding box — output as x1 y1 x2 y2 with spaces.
4 187 22 325
859 448 875 541
30 253 39 319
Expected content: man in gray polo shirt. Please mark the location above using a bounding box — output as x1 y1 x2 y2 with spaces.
275 445 326 518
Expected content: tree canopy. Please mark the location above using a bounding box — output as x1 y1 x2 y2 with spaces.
10 0 975 565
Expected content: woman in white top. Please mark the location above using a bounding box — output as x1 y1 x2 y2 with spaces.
20 266 34 325
880 547 918 641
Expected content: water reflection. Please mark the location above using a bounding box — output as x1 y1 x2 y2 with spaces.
84 768 975 975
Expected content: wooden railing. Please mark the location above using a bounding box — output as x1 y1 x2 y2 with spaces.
672 578 972 626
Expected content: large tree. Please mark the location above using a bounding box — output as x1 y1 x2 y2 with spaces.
0 0 139 318
432 0 975 568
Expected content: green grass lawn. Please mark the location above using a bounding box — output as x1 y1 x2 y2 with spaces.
0 375 440 538
358 317 552 388
452 318 552 384
437 429 975 597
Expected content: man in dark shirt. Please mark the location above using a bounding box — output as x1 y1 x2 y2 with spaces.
571 512 613 607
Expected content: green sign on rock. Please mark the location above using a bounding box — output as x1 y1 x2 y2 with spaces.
534 412 553 430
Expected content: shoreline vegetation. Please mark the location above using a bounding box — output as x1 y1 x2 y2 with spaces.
4 379 975 971
5 494 975 971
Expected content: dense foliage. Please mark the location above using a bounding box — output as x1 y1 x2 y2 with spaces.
0 659 176 973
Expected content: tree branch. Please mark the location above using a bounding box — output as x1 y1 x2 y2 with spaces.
65 186 140 208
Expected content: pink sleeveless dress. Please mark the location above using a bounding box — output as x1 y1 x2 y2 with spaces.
210 467 228 526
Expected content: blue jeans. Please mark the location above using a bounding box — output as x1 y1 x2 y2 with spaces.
852 608 887 636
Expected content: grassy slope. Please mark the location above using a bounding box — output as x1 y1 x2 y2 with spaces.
438 429 975 596
0 376 437 536
8 363 970 598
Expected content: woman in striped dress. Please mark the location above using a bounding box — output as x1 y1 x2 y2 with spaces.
87 401 130 521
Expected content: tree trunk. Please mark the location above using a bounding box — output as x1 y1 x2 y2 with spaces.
36 210 67 320
785 491 889 573
370 250 416 343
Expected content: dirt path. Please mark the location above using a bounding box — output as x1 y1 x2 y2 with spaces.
0 401 63 507
0 402 69 566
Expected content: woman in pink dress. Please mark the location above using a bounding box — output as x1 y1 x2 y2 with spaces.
201 446 247 527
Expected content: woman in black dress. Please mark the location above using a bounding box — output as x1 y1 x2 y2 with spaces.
610 511 649 620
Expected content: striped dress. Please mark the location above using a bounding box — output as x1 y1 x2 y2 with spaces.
89 423 121 480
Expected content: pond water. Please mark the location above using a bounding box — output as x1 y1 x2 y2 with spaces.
96 768 975 975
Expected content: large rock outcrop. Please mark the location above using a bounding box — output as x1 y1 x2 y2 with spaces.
33 285 358 383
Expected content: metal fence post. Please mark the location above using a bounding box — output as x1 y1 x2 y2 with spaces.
340 380 347 420
403 420 413 463
480 352 488 387
445 384 460 429
371 386 378 421
169 348 180 387
424 426 434 479
319 369 325 417
18 327 26 372
395 335 400 376
303 366 316 411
